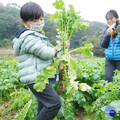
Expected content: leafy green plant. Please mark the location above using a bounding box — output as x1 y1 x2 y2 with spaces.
50 0 88 41
74 88 97 108
34 63 56 92
50 0 93 97
0 59 25 100
0 58 107 120
85 70 120 119
14 99 32 120
75 58 105 86
9 88 32 110
55 97 78 120
34 0 92 97
9 88 37 120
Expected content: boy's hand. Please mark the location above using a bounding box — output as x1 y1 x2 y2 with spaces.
54 40 70 54
65 40 70 48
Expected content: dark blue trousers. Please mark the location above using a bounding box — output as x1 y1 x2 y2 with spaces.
27 83 61 120
105 58 120 82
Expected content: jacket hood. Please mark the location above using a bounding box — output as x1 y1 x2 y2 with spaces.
15 28 29 38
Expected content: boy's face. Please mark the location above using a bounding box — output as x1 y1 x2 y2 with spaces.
22 16 44 31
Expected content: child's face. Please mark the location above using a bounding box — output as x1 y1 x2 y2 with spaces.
22 16 45 31
106 15 117 26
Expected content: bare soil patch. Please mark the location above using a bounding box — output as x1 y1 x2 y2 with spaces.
0 48 17 59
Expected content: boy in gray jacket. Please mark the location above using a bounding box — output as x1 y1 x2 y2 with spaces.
13 2 70 120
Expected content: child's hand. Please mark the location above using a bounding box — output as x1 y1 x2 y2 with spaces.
54 40 70 54
65 40 70 48
107 28 113 35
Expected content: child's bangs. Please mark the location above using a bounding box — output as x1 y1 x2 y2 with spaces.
106 12 115 20
28 7 44 21
32 8 44 20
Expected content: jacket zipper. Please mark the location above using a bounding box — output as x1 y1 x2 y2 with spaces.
111 32 114 60
112 45 114 60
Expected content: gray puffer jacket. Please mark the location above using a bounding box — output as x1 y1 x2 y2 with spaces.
13 30 55 84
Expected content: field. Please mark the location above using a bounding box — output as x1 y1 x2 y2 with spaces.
0 48 17 60
0 49 120 120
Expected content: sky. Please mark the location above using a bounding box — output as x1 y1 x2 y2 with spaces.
0 0 120 23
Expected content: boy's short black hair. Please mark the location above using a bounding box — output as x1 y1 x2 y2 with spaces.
20 2 44 21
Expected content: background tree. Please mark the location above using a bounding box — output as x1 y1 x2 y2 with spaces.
0 4 23 47
81 32 105 57
44 12 58 46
